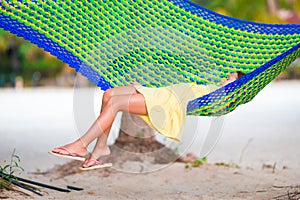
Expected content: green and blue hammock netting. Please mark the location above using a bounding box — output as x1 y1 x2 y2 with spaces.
1 1 300 116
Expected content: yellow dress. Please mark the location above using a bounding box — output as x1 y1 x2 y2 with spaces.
133 83 218 142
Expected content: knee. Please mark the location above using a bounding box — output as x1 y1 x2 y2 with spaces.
103 88 114 104
106 96 121 114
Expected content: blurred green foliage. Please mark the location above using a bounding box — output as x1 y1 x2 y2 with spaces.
193 0 299 23
0 29 64 86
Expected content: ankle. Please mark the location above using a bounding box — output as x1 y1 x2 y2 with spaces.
89 146 111 160
73 139 88 150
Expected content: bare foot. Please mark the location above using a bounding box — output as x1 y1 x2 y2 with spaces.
82 146 111 168
52 140 87 157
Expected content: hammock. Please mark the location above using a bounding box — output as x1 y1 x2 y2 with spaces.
1 1 299 116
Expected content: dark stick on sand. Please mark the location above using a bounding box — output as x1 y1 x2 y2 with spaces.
0 172 72 193
67 185 84 191
1 172 43 196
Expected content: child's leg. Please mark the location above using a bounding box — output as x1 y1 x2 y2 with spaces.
52 92 147 160
82 93 147 167
98 85 138 144
81 93 147 148
87 86 140 158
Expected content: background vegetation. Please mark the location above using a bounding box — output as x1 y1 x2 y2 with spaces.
0 29 65 86
0 0 299 87
194 0 300 23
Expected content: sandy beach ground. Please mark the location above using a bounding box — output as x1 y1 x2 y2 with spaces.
1 162 300 200
1 80 300 199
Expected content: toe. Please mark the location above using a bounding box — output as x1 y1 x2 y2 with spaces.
52 147 67 155
82 160 95 168
52 148 60 153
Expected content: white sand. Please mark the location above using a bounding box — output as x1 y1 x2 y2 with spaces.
1 162 300 199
